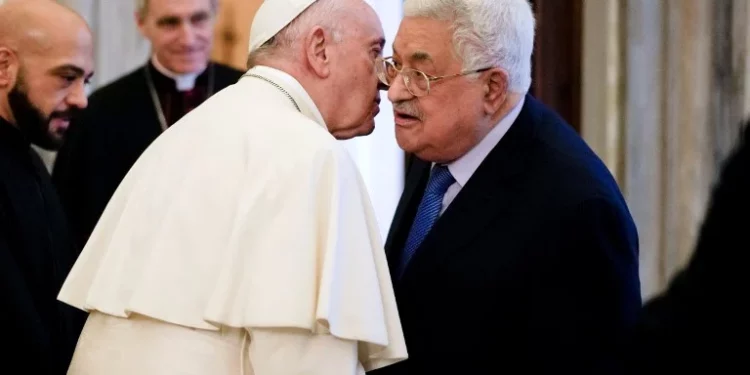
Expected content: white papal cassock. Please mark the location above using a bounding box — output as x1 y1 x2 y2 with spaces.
58 65 407 374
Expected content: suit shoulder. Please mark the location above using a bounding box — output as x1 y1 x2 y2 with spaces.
210 61 244 87
524 99 624 204
87 66 146 105
211 61 244 76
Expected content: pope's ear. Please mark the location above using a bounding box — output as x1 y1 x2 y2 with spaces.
134 11 147 37
304 25 331 78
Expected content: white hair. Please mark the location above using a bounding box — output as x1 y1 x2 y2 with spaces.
136 0 218 19
247 0 348 68
403 0 535 94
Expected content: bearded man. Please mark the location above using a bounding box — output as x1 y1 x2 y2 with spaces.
0 0 95 373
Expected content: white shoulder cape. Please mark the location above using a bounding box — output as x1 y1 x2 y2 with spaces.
58 66 407 371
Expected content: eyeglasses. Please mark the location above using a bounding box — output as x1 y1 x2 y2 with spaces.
375 56 492 97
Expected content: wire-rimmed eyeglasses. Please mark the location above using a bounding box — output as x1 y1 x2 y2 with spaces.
375 56 492 97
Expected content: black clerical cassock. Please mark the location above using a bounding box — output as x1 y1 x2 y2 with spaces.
52 60 243 252
0 116 83 373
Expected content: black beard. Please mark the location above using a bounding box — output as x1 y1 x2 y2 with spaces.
7 79 75 150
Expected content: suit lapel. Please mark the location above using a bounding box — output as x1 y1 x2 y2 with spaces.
398 96 539 278
385 158 430 272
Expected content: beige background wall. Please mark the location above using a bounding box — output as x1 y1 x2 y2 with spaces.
211 0 263 70
581 0 750 298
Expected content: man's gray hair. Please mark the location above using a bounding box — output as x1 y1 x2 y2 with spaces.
247 0 347 69
403 0 535 94
136 0 218 19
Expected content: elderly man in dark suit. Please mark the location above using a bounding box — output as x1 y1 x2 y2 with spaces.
370 0 641 373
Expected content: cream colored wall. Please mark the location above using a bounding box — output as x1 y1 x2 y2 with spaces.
581 0 750 299
581 0 623 184
211 0 263 70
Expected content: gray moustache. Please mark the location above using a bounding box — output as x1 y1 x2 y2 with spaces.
393 103 422 119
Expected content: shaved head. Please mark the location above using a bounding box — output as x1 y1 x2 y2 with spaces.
0 0 94 150
0 0 90 53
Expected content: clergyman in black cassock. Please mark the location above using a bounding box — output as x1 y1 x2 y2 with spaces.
370 1 641 373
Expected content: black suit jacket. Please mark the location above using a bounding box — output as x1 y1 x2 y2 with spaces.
631 122 750 374
0 118 82 374
372 95 641 374
52 61 243 252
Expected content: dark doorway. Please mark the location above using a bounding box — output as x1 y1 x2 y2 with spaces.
529 0 583 132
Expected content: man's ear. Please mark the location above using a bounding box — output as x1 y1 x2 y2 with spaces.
304 26 331 78
483 68 509 114
135 12 148 37
0 47 18 89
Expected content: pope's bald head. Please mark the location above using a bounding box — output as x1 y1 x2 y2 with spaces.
0 0 94 150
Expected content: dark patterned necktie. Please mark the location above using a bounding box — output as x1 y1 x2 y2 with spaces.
398 164 455 278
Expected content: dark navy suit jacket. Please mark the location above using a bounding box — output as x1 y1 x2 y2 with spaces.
372 95 641 374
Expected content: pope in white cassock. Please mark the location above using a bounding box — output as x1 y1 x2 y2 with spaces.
57 0 407 373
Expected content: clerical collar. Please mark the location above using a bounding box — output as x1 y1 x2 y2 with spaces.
150 55 203 92
242 66 327 129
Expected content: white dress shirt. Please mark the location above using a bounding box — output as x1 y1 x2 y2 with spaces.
440 96 525 214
